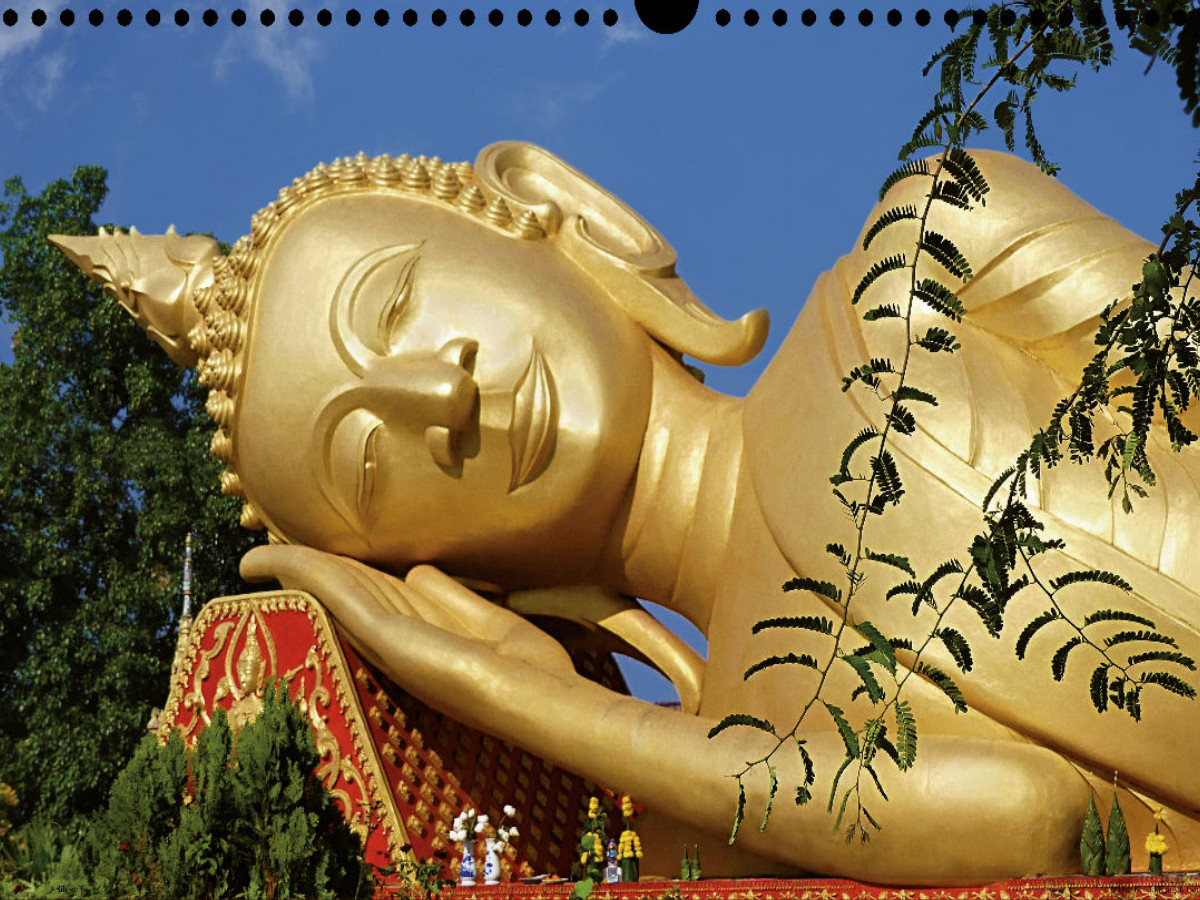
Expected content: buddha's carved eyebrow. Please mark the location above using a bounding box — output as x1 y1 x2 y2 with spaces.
330 241 424 377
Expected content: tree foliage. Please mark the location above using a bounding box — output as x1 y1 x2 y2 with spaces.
24 683 370 899
0 167 261 824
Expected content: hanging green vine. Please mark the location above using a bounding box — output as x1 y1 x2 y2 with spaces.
713 0 1200 845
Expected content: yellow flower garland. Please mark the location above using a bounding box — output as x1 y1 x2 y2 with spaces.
617 829 643 860
1146 831 1169 856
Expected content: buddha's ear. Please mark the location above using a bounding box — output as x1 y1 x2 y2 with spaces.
475 142 769 367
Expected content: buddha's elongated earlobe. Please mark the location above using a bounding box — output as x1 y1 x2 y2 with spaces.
475 141 769 366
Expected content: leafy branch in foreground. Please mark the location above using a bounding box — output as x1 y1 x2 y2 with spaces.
979 167 1200 717
711 0 1200 847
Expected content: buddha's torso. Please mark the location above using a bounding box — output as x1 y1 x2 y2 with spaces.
698 151 1200 820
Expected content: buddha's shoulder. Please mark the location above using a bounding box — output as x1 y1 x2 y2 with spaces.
850 151 1151 298
854 149 1122 266
839 149 1153 383
744 152 1200 611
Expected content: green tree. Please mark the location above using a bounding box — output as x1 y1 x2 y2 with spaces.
73 685 370 899
0 167 261 824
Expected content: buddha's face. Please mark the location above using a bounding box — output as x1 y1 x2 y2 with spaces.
235 194 654 584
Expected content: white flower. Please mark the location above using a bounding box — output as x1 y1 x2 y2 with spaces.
475 822 486 834
449 830 465 842
498 828 510 843
508 826 519 837
477 814 488 824
503 804 516 818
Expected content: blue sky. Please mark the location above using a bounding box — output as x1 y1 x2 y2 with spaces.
1 1 1198 699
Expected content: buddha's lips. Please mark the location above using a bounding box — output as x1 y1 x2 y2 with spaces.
508 347 557 492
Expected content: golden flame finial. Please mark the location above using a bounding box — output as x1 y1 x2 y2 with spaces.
48 226 218 367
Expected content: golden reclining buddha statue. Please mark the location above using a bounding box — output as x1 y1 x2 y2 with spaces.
50 142 1200 884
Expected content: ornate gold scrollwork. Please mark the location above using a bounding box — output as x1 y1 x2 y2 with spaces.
178 620 234 739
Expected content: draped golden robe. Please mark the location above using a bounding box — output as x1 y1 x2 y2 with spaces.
735 151 1200 865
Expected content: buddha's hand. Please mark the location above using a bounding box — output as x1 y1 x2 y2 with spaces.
240 545 579 728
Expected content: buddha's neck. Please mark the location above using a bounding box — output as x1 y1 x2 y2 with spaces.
595 351 744 634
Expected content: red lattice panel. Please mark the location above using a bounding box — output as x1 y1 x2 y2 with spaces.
343 636 629 881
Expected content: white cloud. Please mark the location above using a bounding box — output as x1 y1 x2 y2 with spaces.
599 20 650 56
0 1 67 95
25 48 68 111
0 4 49 65
212 0 321 105
509 78 617 134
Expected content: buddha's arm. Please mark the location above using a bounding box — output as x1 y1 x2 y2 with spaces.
242 545 1086 884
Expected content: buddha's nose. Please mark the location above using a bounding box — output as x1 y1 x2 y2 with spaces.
362 337 480 468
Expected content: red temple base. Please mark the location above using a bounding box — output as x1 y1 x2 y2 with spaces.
441 875 1200 900
160 590 626 888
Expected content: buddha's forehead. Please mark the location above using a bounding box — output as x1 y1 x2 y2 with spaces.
263 192 509 277
250 192 601 323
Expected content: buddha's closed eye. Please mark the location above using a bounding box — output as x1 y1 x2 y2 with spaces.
333 241 424 374
359 420 382 519
325 409 385 529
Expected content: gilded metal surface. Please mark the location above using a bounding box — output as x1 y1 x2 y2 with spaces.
52 144 1200 883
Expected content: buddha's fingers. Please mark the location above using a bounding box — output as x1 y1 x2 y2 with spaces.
334 555 428 619
387 563 497 636
240 545 419 618
404 564 576 676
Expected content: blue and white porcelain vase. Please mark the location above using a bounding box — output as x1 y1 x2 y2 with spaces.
459 841 477 886
483 838 502 885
